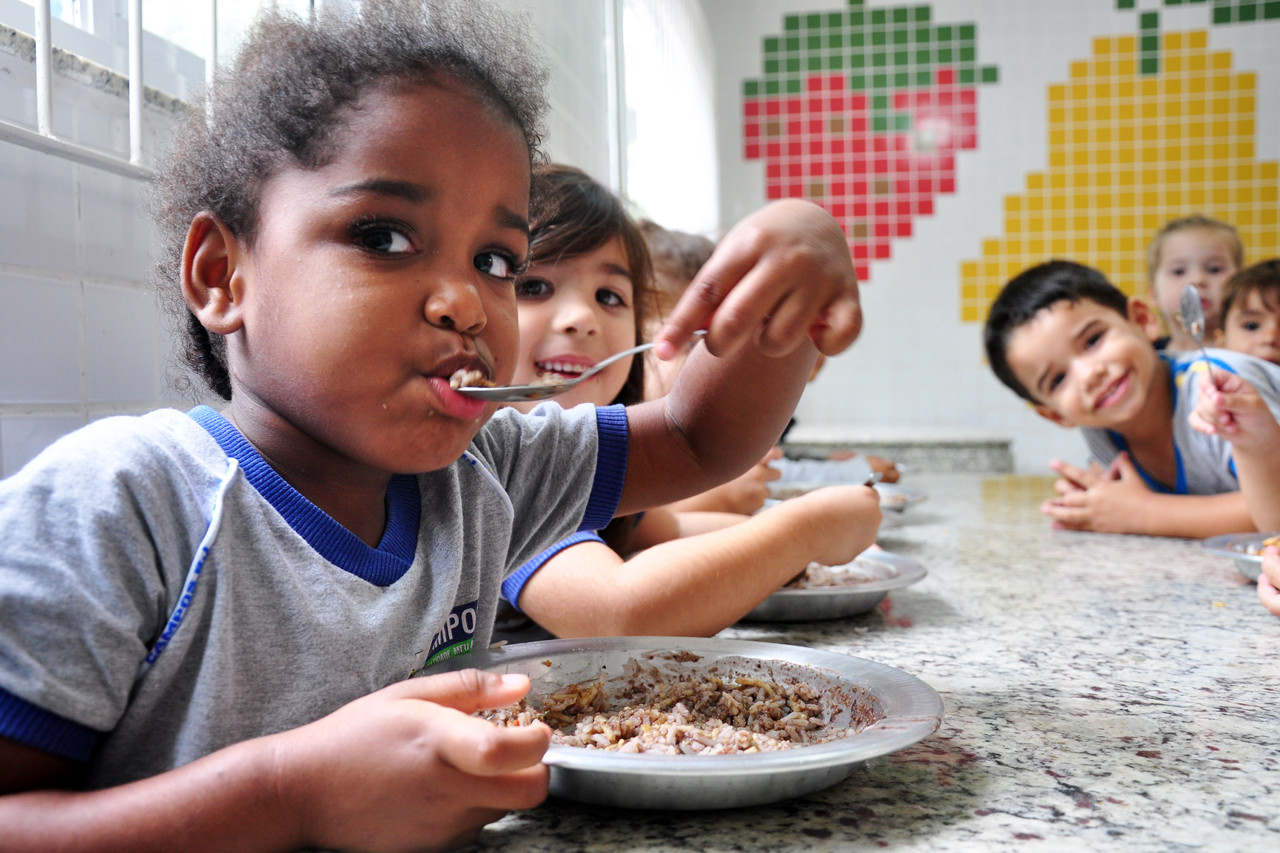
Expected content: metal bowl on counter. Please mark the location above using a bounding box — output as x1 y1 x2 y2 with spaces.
1201 532 1278 582
431 637 943 810
743 550 926 622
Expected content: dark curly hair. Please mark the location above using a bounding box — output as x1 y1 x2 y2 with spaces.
149 0 549 400
525 163 653 409
983 260 1129 402
1220 258 1280 327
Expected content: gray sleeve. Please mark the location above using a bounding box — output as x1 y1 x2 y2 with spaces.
0 418 212 731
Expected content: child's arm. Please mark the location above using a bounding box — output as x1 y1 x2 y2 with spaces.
1041 453 1256 537
620 200 862 513
0 672 549 852
663 447 783 516
1188 367 1280 531
515 484 881 638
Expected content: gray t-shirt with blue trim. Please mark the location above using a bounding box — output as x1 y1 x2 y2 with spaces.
0 403 625 789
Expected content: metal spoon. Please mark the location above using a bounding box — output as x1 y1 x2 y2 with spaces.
455 330 707 403
1177 283 1218 390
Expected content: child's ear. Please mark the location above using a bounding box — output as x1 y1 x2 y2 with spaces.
1125 296 1162 342
182 211 246 335
1031 402 1076 429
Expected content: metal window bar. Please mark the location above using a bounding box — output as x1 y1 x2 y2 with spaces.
0 0 221 180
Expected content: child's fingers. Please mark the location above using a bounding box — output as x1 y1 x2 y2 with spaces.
1257 572 1280 617
809 294 863 356
1049 458 1089 489
391 669 531 713
436 716 553 780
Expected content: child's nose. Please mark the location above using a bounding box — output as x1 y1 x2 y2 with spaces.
554 298 599 337
425 275 486 335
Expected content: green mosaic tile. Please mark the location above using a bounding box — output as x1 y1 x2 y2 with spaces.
916 69 932 85
786 78 801 94
960 45 976 62
937 25 953 41
826 12 843 27
894 113 911 132
1213 5 1232 21
872 30 887 45
916 48 932 63
850 74 866 90
851 31 864 47
913 6 931 22
938 47 953 62
808 35 822 50
1117 0 1135 7
895 71 910 87
1141 34 1159 52
851 53 866 68
830 54 844 70
894 7 910 23
1141 56 1159 74
893 28 909 45
981 65 999 83
786 57 801 73
805 13 822 28
764 79 779 95
808 55 823 72
959 23 975 40
1265 1 1280 19
895 49 910 65
872 93 889 111
871 51 887 67
783 15 799 31
916 26 932 42
764 58 779 74
872 115 888 132
1239 2 1258 21
850 11 865 27
871 8 887 25
786 36 800 51
828 33 844 49
743 80 758 97
763 37 779 55
872 72 889 89
1140 11 1159 27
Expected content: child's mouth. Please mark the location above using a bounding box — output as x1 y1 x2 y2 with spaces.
1093 373 1130 411
535 359 594 380
426 376 489 420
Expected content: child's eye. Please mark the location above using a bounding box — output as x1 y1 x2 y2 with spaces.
1084 331 1103 348
1047 372 1065 392
597 288 629 308
1243 320 1261 332
353 222 414 255
514 277 552 300
475 251 519 280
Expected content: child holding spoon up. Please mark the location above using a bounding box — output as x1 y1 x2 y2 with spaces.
494 164 882 641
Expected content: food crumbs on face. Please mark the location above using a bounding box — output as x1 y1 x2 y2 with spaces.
483 659 876 755
542 660 552 667
449 368 493 389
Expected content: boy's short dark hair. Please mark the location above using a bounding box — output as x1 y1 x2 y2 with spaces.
1220 258 1280 324
983 260 1130 402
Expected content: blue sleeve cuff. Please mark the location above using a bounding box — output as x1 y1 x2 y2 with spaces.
502 530 605 610
581 404 628 532
0 685 98 762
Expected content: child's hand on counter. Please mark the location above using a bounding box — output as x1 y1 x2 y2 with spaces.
1260 546 1280 617
1041 453 1153 533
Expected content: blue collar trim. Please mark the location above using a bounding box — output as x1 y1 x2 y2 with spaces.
188 406 420 586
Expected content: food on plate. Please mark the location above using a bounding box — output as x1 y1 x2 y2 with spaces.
448 368 493 389
485 658 877 754
785 556 900 589
1244 534 1280 555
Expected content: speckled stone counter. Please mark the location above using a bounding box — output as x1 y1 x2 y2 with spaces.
465 474 1280 852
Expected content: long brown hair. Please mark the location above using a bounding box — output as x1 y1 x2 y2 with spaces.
525 164 652 407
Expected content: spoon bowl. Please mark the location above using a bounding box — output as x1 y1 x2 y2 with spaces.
1177 284 1218 389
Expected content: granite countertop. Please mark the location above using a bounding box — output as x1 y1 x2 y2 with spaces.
466 473 1280 851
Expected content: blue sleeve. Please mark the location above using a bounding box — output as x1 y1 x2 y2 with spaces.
580 404 628 532
0 685 99 762
501 530 606 610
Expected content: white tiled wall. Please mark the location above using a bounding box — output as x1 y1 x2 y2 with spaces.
0 40 192 478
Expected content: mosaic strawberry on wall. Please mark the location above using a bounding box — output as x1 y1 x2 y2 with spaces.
960 0 1280 323
741 0 999 283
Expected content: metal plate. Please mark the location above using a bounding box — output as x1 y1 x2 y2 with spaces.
742 550 927 622
1201 532 1276 582
431 637 943 810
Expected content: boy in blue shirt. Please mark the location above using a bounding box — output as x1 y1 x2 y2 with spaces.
983 259 1280 537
